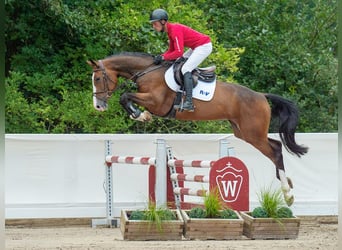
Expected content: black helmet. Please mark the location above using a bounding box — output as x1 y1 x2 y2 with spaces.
149 9 168 22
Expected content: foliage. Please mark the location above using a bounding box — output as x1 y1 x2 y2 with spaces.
252 186 294 218
220 208 239 219
128 201 176 232
199 0 337 132
128 210 145 220
203 188 222 218
5 72 44 133
276 206 294 218
143 202 176 222
129 207 176 221
251 207 268 218
188 207 207 218
5 0 337 133
188 188 237 219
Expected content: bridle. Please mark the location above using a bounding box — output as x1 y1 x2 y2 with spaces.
92 60 117 101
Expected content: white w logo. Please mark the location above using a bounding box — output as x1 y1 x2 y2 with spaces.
221 180 239 197
216 173 243 202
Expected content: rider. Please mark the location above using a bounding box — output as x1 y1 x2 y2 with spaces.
149 8 212 112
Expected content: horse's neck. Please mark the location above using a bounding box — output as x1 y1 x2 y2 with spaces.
105 57 151 76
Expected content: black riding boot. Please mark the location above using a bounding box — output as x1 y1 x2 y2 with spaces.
182 72 195 112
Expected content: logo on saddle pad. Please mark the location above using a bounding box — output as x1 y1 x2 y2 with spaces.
165 65 216 101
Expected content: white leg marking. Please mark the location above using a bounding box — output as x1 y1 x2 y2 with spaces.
130 111 152 122
279 170 294 206
279 170 290 192
92 73 97 109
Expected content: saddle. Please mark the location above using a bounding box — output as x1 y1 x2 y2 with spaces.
172 57 216 87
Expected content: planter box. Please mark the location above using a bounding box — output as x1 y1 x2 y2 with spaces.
240 212 300 240
180 210 244 240
120 209 184 241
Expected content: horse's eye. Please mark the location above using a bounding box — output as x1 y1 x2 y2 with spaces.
95 77 101 82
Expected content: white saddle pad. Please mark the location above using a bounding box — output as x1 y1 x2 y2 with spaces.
164 65 216 101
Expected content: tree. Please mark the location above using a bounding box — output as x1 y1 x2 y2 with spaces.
5 0 337 133
5 0 242 133
199 0 337 132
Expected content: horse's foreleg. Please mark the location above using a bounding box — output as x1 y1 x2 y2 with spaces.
119 93 141 118
119 93 152 122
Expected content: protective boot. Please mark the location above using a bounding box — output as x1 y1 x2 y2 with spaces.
182 72 195 112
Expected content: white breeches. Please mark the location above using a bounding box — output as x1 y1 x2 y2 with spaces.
181 42 212 74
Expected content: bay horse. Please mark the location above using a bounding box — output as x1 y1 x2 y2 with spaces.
87 52 308 206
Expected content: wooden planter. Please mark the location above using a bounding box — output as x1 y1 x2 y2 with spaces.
120 209 184 240
180 210 244 240
240 212 300 240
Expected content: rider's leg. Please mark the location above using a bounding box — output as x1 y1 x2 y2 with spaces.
182 48 193 59
181 43 212 112
182 72 195 111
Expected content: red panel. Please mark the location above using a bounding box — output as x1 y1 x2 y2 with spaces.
210 157 249 211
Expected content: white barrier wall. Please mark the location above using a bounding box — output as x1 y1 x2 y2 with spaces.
5 133 337 218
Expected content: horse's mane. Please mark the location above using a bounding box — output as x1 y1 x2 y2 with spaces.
107 52 153 59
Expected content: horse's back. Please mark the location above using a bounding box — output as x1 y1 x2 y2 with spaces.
215 81 268 106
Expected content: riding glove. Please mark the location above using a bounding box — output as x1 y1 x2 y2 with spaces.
153 55 163 65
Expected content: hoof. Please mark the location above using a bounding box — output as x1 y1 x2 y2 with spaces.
130 111 152 122
287 177 294 189
141 111 152 122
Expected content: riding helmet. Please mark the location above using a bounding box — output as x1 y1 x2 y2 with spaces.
149 9 168 22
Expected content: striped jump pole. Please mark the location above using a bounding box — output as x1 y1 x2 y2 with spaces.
173 187 208 197
170 173 209 183
167 159 216 168
168 159 213 209
106 155 156 165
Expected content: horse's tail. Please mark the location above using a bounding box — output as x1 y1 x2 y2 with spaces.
265 93 308 157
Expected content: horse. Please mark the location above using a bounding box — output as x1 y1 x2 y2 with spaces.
87 52 308 206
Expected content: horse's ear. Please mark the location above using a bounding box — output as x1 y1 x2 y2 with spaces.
87 59 98 69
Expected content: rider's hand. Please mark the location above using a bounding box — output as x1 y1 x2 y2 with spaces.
153 55 164 65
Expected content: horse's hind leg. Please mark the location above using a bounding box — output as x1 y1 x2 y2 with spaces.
231 120 294 206
250 137 294 206
268 138 294 206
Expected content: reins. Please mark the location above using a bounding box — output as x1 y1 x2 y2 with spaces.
129 64 164 82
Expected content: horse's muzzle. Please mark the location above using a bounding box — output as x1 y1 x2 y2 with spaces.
93 97 108 111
